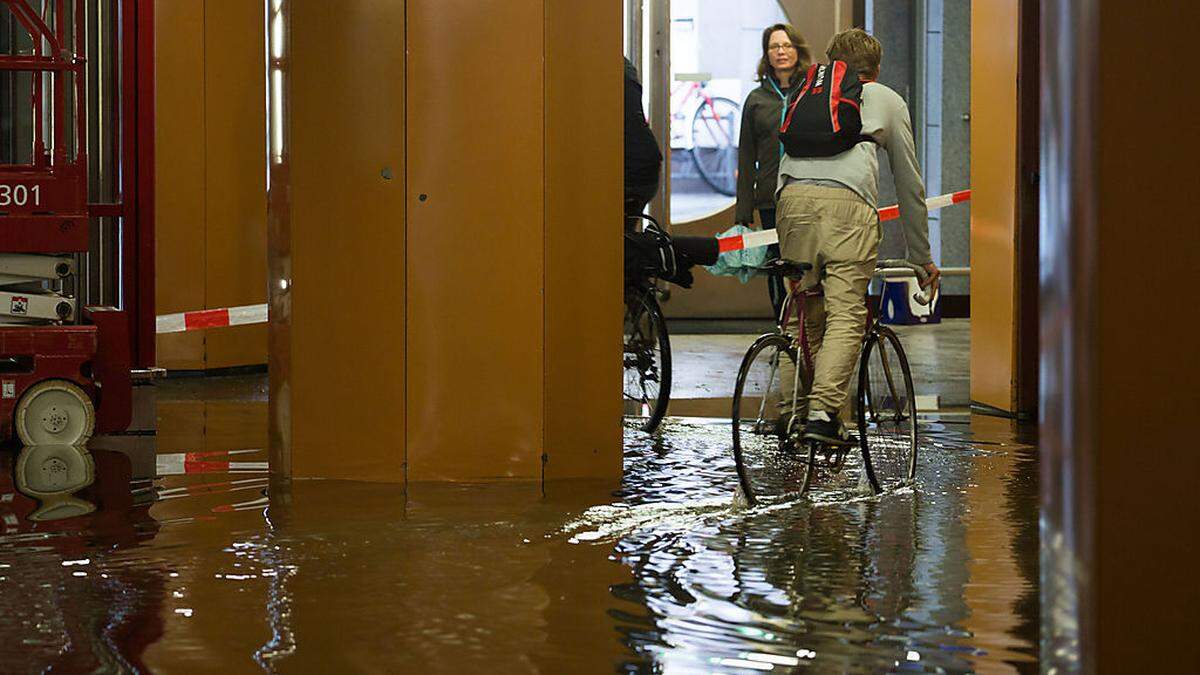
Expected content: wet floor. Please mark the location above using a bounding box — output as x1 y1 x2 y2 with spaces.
670 320 972 412
0 379 1037 672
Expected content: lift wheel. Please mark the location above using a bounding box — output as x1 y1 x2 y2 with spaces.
14 379 97 446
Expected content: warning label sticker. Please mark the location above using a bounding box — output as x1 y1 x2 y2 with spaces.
2 381 14 399
9 296 27 315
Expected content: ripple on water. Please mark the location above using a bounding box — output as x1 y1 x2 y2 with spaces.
566 418 1039 672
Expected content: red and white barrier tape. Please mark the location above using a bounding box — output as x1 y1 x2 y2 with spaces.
718 189 971 254
155 189 970 333
156 303 267 334
156 449 267 476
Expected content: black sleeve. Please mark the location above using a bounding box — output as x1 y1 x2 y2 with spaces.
624 64 662 186
735 94 758 224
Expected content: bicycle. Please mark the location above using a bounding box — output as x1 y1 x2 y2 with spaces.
730 258 932 506
623 211 674 433
670 78 741 197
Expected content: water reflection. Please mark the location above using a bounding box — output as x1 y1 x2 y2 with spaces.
14 444 97 521
577 419 1039 672
0 417 1037 671
0 445 161 671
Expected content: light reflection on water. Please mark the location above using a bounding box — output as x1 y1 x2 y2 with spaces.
593 419 1039 673
0 417 1037 672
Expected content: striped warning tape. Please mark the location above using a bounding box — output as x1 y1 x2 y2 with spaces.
156 449 268 476
718 189 971 254
156 303 267 335
155 189 970 333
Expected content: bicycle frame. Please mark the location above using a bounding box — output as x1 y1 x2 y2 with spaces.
768 262 925 428
863 264 929 422
754 276 817 432
777 278 816 369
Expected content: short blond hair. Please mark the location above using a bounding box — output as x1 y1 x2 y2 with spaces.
826 28 882 80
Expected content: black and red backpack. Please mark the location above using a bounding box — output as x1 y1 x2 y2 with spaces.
779 61 869 158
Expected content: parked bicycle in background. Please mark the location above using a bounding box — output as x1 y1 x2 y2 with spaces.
670 74 741 197
624 210 719 434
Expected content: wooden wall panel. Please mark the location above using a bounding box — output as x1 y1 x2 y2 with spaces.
154 0 206 370
285 0 408 478
969 0 1018 412
1092 0 1200 664
543 0 623 480
286 0 407 481
203 0 268 369
405 0 545 481
154 0 267 371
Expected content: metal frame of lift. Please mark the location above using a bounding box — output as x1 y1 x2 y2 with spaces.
0 0 131 444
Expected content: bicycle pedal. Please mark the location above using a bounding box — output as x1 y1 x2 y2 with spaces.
817 445 853 473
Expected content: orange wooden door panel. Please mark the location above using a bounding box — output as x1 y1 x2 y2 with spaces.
542 0 623 479
286 0 407 481
204 0 269 370
154 0 206 371
969 0 1018 412
405 0 546 481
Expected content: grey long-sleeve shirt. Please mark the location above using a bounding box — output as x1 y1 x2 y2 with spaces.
776 81 932 265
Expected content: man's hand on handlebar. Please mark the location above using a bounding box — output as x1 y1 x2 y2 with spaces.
920 262 941 295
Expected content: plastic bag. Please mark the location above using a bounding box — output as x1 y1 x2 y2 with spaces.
704 224 769 283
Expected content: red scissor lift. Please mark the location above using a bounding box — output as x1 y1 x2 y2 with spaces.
0 0 131 446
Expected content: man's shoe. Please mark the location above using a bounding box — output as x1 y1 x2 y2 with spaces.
803 410 855 446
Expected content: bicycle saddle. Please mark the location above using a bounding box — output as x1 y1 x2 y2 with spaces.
757 258 813 278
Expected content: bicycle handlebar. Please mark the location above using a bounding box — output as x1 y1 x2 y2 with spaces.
874 259 936 307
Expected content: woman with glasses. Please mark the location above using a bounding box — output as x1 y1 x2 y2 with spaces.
735 23 812 317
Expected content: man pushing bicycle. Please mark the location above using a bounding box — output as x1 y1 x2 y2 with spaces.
775 28 940 445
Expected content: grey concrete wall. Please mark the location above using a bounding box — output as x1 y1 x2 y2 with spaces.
870 0 970 296
871 1 916 264
937 0 970 295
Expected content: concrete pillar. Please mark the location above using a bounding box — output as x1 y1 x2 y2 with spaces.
269 1 622 483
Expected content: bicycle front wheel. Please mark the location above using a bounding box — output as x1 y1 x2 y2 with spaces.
731 333 812 506
623 289 671 433
690 96 740 196
856 326 919 493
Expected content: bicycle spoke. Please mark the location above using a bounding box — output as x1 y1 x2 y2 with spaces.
732 335 814 505
753 355 779 426
858 329 918 493
623 290 671 432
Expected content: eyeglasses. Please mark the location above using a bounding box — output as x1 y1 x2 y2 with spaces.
768 43 796 52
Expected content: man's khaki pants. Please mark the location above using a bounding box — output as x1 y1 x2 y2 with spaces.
775 183 880 421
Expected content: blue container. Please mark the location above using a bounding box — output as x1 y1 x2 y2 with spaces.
880 278 941 325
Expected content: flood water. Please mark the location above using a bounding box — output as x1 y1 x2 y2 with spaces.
0 412 1037 672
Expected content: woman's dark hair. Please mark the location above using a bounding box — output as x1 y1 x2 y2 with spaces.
756 23 813 87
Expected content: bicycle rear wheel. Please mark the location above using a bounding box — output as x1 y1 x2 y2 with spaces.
856 326 919 493
731 333 812 506
623 289 671 433
690 96 740 196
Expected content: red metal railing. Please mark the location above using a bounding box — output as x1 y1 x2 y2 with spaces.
0 0 155 368
0 0 89 252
